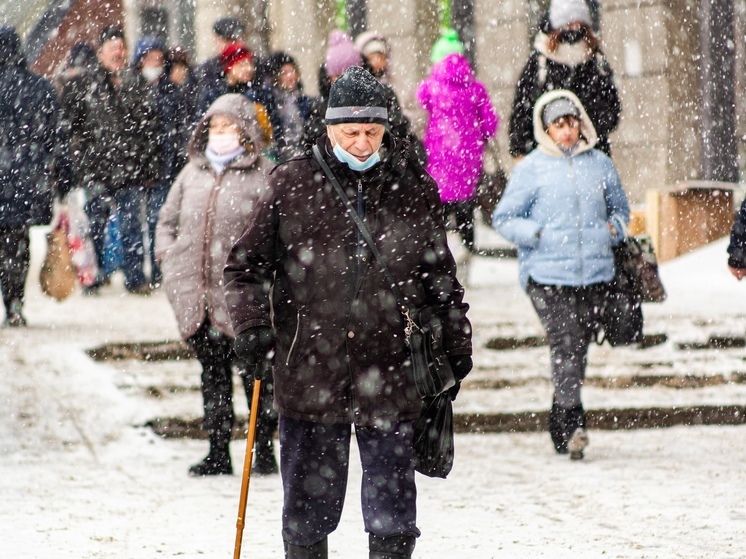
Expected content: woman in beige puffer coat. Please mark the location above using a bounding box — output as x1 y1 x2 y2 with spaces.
155 93 276 477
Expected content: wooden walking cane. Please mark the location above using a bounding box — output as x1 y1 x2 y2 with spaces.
233 361 267 559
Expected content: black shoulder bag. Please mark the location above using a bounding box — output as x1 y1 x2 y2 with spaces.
312 145 455 478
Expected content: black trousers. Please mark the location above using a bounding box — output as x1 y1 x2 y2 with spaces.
527 280 606 409
442 199 476 252
186 319 277 445
280 415 420 547
0 226 30 313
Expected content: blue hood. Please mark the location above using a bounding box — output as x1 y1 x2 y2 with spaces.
131 35 166 69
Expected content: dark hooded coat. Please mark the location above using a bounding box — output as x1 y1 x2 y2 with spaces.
0 26 74 227
224 134 472 426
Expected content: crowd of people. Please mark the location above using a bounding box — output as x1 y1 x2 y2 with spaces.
6 0 741 557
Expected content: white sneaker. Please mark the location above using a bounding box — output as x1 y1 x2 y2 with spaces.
567 428 589 460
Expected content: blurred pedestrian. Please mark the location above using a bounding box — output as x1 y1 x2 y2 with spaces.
156 94 278 476
417 29 498 276
301 29 362 147
265 51 312 161
129 36 188 289
354 30 390 83
195 42 275 148
0 26 74 327
193 16 246 110
53 41 97 93
60 25 156 294
224 66 472 559
508 0 621 159
168 47 199 128
493 90 630 460
727 197 746 280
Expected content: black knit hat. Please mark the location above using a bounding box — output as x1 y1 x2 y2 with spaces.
325 66 388 126
99 24 124 46
213 17 246 40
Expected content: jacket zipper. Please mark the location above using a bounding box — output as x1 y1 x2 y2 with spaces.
356 179 364 270
569 157 584 281
285 310 301 366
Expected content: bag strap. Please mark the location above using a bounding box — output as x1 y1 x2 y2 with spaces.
312 145 412 320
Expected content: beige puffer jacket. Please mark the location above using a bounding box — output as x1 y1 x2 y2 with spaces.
155 93 272 340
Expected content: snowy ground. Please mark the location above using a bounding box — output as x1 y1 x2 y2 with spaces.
1 227 745 558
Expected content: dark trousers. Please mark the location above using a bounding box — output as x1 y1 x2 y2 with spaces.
186 319 277 444
0 225 30 312
145 182 170 286
527 280 605 409
280 415 420 547
442 199 476 252
85 185 146 290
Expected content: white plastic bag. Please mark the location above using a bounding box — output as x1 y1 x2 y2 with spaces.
64 189 100 287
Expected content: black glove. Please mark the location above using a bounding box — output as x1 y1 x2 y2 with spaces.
447 356 472 401
234 326 274 380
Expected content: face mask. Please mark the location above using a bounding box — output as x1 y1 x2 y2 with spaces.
141 65 164 82
331 130 381 172
207 133 242 155
557 28 585 44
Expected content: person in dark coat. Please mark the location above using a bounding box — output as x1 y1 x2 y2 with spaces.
224 66 472 559
60 25 157 294
508 0 621 159
193 16 246 114
53 41 97 93
0 26 74 327
129 36 188 288
727 197 746 280
264 51 312 161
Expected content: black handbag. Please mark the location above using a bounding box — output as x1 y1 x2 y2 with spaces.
412 392 454 478
615 235 666 304
476 139 508 224
312 145 456 399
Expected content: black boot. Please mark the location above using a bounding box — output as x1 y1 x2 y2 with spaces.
284 537 328 559
565 405 589 460
4 299 26 328
369 534 416 559
548 398 569 454
189 431 232 476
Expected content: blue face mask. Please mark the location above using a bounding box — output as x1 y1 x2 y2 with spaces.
331 130 381 172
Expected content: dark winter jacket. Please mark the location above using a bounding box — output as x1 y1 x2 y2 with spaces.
508 32 621 158
0 26 74 227
727 197 746 269
224 134 472 426
60 61 158 193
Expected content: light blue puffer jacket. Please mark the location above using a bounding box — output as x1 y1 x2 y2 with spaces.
493 90 630 290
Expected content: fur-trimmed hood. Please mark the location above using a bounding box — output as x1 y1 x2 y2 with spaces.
533 89 597 157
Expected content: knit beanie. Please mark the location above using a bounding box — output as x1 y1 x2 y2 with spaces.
99 24 125 47
220 43 253 73
549 0 593 30
325 66 388 126
354 31 389 57
213 17 246 40
430 28 464 64
325 29 362 78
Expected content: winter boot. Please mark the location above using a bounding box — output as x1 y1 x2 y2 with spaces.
188 431 232 476
548 398 569 454
284 537 328 559
565 405 589 461
369 534 416 559
4 300 27 328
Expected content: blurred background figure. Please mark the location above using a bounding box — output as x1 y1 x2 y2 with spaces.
54 41 97 93
0 25 74 327
130 36 188 289
156 94 277 477
168 46 198 127
417 29 498 281
60 25 156 295
302 29 362 147
355 30 390 83
193 16 246 108
508 0 621 159
265 51 312 161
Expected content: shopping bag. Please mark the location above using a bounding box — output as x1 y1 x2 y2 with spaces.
65 189 100 287
39 211 77 301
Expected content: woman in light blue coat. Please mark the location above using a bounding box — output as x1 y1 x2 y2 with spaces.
493 89 629 460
